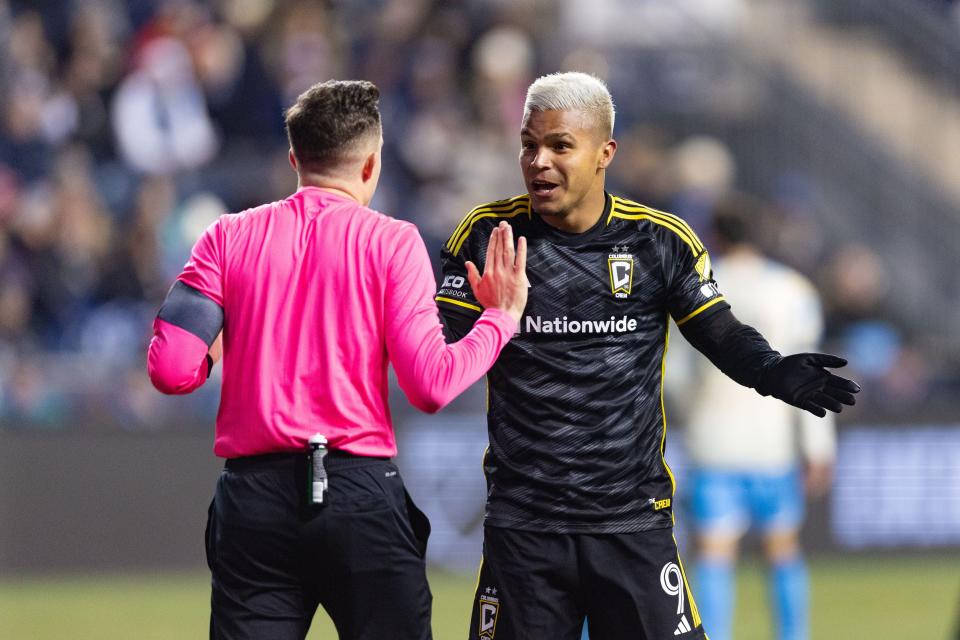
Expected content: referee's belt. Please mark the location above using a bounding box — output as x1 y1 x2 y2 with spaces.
224 450 390 472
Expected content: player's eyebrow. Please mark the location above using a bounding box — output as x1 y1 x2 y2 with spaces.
520 130 576 142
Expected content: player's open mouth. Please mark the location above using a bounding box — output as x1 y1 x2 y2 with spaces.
531 180 558 197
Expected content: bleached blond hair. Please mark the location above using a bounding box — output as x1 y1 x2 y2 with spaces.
523 72 615 138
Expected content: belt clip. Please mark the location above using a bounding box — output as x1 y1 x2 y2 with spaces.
308 433 328 505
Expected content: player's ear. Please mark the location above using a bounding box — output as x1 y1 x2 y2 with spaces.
288 148 298 172
598 139 617 170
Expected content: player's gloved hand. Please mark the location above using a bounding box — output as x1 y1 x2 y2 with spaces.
756 353 861 417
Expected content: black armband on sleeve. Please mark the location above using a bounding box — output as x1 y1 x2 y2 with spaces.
677 307 782 389
157 281 224 346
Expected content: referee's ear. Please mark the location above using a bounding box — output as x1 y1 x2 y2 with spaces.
361 151 377 182
288 148 298 171
359 148 382 206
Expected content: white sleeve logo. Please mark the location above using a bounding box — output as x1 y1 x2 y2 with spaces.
660 562 685 615
442 275 466 289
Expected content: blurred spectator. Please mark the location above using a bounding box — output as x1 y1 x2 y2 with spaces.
669 134 737 232
111 36 219 174
814 241 931 408
61 2 128 159
1 12 57 181
606 124 678 210
559 0 747 47
263 0 341 103
1 356 67 427
764 171 828 275
819 243 889 328
97 175 174 304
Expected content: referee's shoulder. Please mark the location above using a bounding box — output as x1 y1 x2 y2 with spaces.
356 205 420 247
212 202 265 235
224 198 284 225
444 193 530 256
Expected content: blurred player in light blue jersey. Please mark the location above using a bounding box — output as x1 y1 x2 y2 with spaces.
682 198 836 640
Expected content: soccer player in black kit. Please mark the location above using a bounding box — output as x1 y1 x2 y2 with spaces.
435 72 860 640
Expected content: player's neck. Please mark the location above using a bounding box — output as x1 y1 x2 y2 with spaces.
539 188 607 234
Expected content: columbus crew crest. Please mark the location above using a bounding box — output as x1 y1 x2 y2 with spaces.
608 246 634 298
694 250 711 282
478 591 500 639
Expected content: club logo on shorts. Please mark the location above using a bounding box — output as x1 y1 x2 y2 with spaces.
478 590 500 639
608 246 634 298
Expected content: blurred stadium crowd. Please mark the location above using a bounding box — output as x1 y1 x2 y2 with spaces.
0 0 956 430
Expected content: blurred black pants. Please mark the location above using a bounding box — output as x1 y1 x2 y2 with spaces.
205 452 432 640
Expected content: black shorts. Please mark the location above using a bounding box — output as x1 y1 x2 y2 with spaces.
468 525 707 640
205 452 432 640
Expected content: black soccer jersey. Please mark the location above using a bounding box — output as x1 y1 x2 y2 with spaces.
436 193 729 534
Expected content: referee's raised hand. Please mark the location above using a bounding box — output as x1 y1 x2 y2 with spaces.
466 221 529 325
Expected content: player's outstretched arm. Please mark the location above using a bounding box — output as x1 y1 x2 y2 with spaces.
679 307 860 417
755 353 860 418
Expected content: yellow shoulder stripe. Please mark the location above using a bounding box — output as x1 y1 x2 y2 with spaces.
435 295 482 313
447 196 530 256
611 209 702 255
675 296 726 326
610 197 701 240
608 197 704 254
447 195 529 252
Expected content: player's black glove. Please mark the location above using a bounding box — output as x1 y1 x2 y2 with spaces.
756 353 861 417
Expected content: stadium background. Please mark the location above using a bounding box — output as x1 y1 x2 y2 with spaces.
1 0 958 637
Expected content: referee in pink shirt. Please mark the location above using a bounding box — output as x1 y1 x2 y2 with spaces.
147 80 527 640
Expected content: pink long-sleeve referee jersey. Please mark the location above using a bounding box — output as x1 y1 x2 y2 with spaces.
148 187 516 458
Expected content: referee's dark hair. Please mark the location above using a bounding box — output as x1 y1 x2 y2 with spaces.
285 80 381 175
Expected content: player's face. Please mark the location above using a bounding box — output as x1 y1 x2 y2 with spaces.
520 109 615 226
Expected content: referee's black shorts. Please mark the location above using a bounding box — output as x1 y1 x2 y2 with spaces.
469 525 707 640
205 451 432 640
